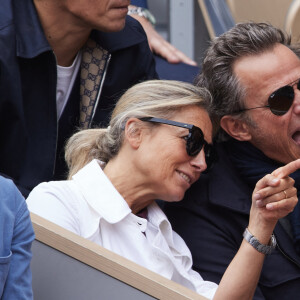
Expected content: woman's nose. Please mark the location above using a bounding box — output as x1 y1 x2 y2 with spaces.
190 149 207 173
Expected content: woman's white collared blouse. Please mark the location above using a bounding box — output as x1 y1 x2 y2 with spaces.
27 159 217 299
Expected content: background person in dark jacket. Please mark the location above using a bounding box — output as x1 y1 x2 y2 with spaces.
165 22 300 299
0 0 157 197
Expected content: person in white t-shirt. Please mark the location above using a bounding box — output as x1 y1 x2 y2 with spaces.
27 80 299 300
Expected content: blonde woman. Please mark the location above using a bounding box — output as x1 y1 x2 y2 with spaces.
27 80 298 300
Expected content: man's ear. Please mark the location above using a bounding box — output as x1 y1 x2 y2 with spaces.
124 118 143 149
220 115 252 141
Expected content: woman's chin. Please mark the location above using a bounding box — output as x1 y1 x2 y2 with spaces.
163 191 185 203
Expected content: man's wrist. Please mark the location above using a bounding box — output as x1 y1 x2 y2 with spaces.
243 227 276 255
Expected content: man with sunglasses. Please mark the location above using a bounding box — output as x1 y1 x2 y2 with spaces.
165 22 300 300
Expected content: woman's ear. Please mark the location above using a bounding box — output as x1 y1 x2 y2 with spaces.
220 115 252 141
124 118 144 149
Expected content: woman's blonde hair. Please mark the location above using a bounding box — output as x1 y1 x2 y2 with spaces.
65 80 212 178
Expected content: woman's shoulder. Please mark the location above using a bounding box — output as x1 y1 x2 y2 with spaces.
27 179 82 213
30 179 75 194
27 179 85 234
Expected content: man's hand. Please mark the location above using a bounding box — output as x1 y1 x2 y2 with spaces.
129 7 197 66
248 159 300 243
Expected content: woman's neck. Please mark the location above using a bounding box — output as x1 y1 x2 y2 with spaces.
103 156 156 215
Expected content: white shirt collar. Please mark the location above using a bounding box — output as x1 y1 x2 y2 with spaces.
72 159 176 249
72 159 132 224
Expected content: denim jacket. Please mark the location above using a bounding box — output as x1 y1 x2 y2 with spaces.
0 176 35 299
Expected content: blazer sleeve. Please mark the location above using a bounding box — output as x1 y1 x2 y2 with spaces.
1 187 34 300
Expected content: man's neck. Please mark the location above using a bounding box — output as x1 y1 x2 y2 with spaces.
33 0 91 66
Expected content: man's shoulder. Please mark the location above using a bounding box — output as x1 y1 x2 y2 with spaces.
0 176 26 215
180 142 251 212
0 0 13 30
0 176 22 197
0 0 15 48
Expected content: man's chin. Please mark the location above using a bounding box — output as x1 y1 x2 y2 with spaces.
100 20 126 33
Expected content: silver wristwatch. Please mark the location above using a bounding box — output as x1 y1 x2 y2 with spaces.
128 7 156 26
243 228 276 255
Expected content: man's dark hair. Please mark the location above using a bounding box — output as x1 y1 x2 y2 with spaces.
195 22 295 121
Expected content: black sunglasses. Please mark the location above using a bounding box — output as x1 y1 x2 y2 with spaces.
139 117 216 171
232 77 300 116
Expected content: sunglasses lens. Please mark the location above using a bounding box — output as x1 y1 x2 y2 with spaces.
202 143 217 173
268 86 294 116
186 127 204 156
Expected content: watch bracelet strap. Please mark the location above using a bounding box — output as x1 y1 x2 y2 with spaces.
128 6 156 26
243 228 276 255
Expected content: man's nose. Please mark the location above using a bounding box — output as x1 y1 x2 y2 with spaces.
292 86 300 115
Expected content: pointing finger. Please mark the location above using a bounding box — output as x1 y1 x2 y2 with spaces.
272 159 300 179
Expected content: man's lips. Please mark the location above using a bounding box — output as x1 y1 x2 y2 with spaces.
111 1 130 9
